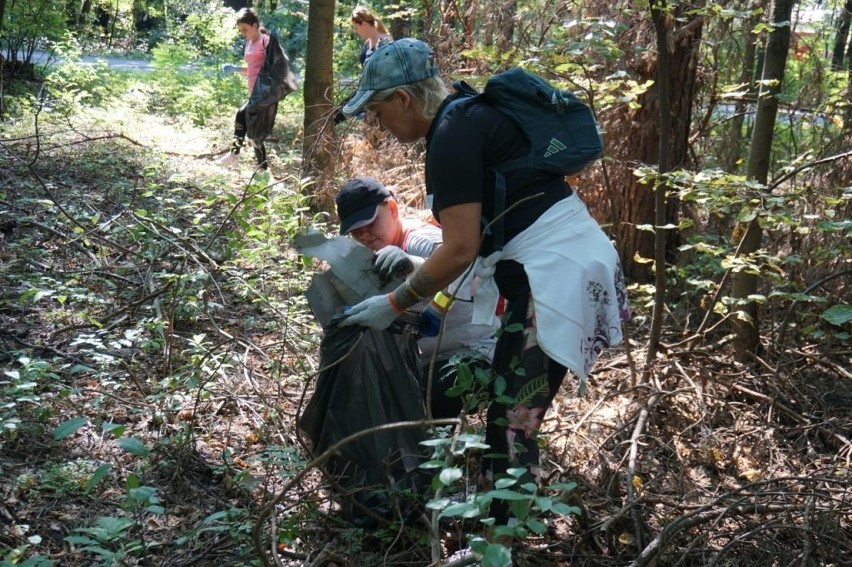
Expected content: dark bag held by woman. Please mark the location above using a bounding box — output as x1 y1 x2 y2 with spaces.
298 317 430 526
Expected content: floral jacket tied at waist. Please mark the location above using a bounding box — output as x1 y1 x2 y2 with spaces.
246 33 299 142
473 192 630 389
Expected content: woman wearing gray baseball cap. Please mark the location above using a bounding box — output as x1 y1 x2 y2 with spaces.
340 38 629 547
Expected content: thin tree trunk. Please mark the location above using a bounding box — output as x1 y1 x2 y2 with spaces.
730 0 795 361
301 0 335 200
646 0 672 361
831 0 852 70
108 0 119 50
723 4 762 172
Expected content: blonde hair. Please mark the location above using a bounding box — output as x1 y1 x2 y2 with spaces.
351 6 389 35
370 76 449 119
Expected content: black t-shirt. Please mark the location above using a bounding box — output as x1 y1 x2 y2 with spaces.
358 36 392 66
425 93 571 256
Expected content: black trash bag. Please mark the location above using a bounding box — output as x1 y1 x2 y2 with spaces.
298 317 432 527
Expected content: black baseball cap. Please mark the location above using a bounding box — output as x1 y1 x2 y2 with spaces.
335 176 392 235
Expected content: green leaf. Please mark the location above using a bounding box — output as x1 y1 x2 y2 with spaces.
63 535 99 545
439 467 463 487
551 502 583 516
494 375 506 396
54 417 88 440
536 496 553 512
117 437 150 456
527 518 547 534
548 482 577 492
102 422 125 437
439 501 481 519
201 511 230 525
86 464 113 492
419 459 448 469
487 489 532 501
481 543 512 567
495 478 517 489
131 486 156 500
425 497 451 510
822 305 852 326
458 437 490 451
419 438 451 447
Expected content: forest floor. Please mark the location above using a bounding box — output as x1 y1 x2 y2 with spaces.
1 87 852 567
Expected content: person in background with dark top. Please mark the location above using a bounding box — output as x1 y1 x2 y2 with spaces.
351 6 392 65
335 176 499 417
217 7 298 169
338 39 629 547
334 6 393 124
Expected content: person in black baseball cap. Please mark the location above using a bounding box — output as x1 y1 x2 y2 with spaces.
335 175 500 420
335 176 393 236
335 175 438 270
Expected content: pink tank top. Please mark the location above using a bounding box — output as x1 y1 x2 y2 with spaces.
245 33 269 94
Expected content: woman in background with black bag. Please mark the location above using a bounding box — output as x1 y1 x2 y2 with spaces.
217 7 298 170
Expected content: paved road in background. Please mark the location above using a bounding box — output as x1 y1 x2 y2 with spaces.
27 50 156 71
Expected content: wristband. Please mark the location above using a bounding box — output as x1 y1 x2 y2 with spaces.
386 292 405 314
432 291 452 311
404 281 425 303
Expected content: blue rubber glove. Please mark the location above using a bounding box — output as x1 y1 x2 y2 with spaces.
374 246 414 278
419 293 450 337
222 64 241 75
419 304 443 337
340 294 401 330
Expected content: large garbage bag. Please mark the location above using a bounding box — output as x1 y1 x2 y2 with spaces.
298 316 431 527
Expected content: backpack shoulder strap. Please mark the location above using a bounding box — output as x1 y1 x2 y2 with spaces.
434 80 480 128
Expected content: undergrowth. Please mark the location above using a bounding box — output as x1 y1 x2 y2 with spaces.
1 47 851 567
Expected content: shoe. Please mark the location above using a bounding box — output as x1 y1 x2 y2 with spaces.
216 152 239 167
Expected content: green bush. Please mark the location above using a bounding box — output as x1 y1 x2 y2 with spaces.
147 42 243 126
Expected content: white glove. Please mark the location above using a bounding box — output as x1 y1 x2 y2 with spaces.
374 246 414 278
340 294 401 330
222 64 241 75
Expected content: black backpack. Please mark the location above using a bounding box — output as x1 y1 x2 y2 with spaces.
433 67 604 249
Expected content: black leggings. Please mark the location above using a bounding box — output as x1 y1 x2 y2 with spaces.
232 102 267 168
483 260 568 524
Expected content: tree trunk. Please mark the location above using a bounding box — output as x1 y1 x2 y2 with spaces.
80 0 92 30
729 0 795 362
496 0 517 53
606 3 705 282
722 5 762 172
831 0 852 70
301 0 336 201
646 0 673 360
0 0 5 117
108 0 120 50
389 7 411 40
